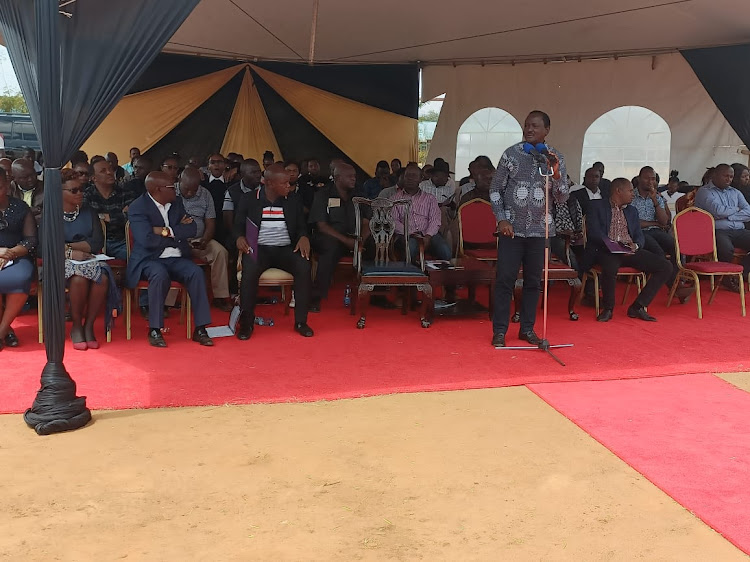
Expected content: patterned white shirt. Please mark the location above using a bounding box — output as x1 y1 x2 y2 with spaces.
489 142 568 238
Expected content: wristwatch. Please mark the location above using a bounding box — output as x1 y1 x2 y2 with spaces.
161 227 169 237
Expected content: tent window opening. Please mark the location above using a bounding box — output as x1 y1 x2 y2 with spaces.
581 106 671 184
455 107 522 179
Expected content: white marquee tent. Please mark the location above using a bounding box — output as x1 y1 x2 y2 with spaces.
164 0 750 182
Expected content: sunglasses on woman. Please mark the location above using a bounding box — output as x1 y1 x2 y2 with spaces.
63 187 83 194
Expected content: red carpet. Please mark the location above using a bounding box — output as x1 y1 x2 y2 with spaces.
2 282 749 413
529 374 750 555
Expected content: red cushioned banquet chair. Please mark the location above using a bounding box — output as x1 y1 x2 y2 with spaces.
667 207 745 318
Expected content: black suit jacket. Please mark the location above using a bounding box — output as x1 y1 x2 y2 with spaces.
585 199 645 250
125 194 197 288
233 187 308 246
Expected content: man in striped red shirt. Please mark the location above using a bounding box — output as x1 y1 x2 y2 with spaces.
234 164 314 339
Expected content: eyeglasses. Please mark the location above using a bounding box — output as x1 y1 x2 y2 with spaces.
63 187 83 194
162 164 179 170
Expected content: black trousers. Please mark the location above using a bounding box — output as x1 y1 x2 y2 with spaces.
716 229 750 276
312 233 348 300
493 236 545 335
240 244 312 324
643 229 677 285
593 248 672 310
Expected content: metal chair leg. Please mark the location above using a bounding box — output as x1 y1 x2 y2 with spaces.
126 289 132 340
695 275 703 319
666 274 680 307
708 275 722 306
622 277 632 305
740 274 746 317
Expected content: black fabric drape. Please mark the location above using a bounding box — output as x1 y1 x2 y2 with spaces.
682 44 750 149
0 0 199 435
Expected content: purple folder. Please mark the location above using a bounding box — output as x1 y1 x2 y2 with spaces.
246 218 259 261
602 236 634 254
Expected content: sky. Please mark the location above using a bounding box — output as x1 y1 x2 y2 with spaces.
0 46 21 93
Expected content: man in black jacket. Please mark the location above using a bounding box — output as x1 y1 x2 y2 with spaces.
234 164 314 339
581 178 672 323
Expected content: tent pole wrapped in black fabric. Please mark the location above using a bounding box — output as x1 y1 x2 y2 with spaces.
0 0 200 435
682 44 750 149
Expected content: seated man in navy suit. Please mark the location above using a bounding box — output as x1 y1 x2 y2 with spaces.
580 177 672 323
126 171 213 347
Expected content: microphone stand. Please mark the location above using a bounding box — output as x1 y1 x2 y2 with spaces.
496 159 573 366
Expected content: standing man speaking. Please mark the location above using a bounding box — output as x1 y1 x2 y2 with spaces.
490 110 569 348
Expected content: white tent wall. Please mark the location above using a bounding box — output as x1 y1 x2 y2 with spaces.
423 53 745 185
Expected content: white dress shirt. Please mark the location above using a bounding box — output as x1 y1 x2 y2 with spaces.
148 194 181 258
585 187 603 200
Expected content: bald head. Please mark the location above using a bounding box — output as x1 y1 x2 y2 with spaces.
263 163 292 199
713 163 734 189
179 166 202 199
263 163 288 181
11 158 37 189
145 171 176 205
610 177 635 206
333 162 356 191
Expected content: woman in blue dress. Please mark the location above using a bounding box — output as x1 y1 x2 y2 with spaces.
0 167 37 350
57 168 120 350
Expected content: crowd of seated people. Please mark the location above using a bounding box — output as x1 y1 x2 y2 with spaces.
0 142 749 351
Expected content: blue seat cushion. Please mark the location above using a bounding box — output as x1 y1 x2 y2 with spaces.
361 261 425 277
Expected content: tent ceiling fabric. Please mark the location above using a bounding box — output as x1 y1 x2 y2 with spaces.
81 65 243 161
250 65 417 174
221 68 281 162
165 0 750 64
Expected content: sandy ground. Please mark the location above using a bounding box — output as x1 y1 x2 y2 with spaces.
719 372 750 394
0 385 746 561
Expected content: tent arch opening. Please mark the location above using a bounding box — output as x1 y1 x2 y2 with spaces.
455 107 522 178
581 105 671 183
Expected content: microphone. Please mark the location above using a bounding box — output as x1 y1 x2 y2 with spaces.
528 147 547 164
536 143 558 166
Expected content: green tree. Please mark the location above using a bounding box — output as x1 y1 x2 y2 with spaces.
419 109 440 123
0 90 28 113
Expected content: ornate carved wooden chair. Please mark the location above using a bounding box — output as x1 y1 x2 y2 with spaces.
352 197 432 329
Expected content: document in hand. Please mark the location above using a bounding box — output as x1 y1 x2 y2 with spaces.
246 218 259 261
602 236 635 254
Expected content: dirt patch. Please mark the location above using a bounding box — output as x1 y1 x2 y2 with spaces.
0 387 743 561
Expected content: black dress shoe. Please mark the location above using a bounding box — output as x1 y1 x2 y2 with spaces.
518 330 542 345
213 298 234 312
192 326 214 346
139 306 149 319
597 309 613 322
236 314 254 340
148 328 167 347
309 298 321 313
627 305 657 322
294 322 314 337
4 330 19 347
491 332 505 348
